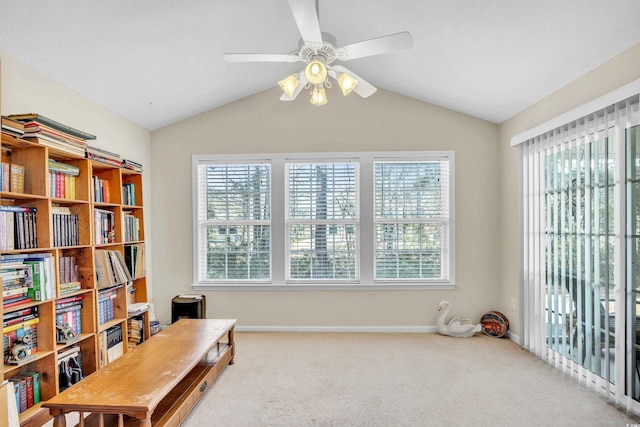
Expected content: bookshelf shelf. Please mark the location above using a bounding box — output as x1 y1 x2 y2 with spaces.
1 110 148 426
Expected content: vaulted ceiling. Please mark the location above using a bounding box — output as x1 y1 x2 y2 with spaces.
1 0 639 131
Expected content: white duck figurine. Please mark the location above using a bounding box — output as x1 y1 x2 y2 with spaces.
436 300 481 338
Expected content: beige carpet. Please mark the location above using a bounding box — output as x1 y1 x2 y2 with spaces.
182 332 640 427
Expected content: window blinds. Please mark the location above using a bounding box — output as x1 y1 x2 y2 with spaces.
374 160 450 281
519 92 640 410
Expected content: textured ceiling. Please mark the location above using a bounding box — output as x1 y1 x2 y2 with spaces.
0 0 639 131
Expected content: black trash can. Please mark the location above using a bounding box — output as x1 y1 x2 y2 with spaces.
171 295 206 323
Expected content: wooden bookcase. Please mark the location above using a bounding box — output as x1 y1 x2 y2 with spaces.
0 133 149 427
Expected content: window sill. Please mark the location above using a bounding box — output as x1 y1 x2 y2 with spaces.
192 282 457 291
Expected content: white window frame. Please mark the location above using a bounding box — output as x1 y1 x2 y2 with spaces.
285 159 360 284
192 151 456 290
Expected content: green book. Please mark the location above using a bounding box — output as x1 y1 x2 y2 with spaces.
24 260 46 302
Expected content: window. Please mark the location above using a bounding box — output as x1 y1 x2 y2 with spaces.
195 162 271 282
193 152 454 288
286 161 359 282
374 160 450 281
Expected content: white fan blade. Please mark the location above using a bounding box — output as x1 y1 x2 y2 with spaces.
337 31 412 60
288 0 323 45
224 53 299 63
330 65 377 98
280 72 308 101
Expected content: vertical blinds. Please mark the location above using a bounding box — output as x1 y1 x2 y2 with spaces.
520 93 640 409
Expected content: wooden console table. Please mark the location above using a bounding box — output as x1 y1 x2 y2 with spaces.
44 318 236 427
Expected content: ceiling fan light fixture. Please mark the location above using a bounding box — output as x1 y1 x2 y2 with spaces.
305 59 328 85
279 74 299 97
310 86 328 106
337 73 358 96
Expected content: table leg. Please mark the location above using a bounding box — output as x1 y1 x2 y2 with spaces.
228 327 235 365
51 412 67 427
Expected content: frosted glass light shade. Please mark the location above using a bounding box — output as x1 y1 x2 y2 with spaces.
338 73 358 96
279 74 299 97
305 61 327 85
310 86 328 106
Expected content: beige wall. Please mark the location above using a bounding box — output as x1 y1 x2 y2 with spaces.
0 51 154 297
151 87 500 328
12 40 638 334
497 42 640 338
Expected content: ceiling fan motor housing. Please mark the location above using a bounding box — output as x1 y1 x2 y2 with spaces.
298 32 338 64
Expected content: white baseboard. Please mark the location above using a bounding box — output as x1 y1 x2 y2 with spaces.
235 325 437 333
506 331 521 345
234 325 522 343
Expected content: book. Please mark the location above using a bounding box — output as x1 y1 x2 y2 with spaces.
7 113 96 140
2 287 28 298
95 250 131 288
86 145 120 158
23 122 87 147
124 243 146 279
9 164 24 193
121 159 143 172
1 162 9 191
127 316 145 349
127 302 149 316
86 151 122 167
122 183 136 205
10 376 27 413
0 206 38 250
24 259 47 302
106 325 124 363
1 116 25 137
24 135 86 157
3 317 40 334
48 158 80 176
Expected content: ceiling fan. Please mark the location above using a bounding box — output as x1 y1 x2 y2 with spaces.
223 0 413 106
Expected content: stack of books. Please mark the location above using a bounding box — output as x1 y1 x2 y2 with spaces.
121 159 143 173
48 159 80 199
97 285 120 324
0 163 25 193
51 206 79 247
1 261 31 308
86 145 121 167
8 113 95 157
0 205 37 250
99 325 123 367
56 295 84 339
94 250 132 288
3 312 39 365
9 371 41 413
127 317 145 349
59 255 81 295
1 116 25 138
127 302 149 316
124 243 146 280
94 209 116 245
122 182 137 205
1 254 55 305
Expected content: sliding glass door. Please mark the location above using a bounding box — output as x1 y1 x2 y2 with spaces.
520 93 640 408
627 125 640 400
544 137 615 382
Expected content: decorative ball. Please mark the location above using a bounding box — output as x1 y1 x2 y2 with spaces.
481 311 509 338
